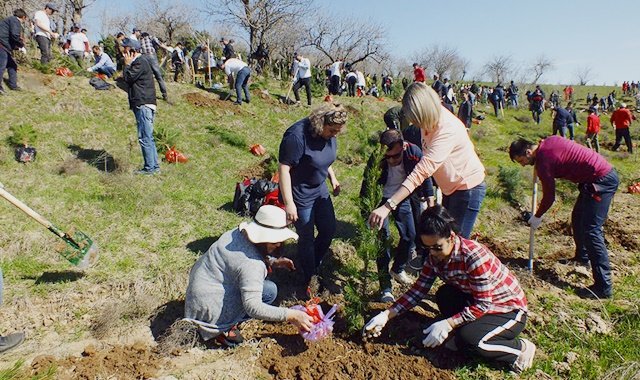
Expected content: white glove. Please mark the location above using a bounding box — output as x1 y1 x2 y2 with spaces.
19 47 27 54
528 215 543 229
422 319 454 348
362 311 389 338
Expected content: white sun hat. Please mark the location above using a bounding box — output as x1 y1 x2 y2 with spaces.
239 205 298 244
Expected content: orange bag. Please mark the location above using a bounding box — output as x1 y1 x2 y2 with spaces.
165 146 188 163
628 182 640 194
55 67 73 77
324 95 333 102
249 144 266 156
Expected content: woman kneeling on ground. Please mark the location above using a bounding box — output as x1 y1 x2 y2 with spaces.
363 205 536 373
184 205 314 347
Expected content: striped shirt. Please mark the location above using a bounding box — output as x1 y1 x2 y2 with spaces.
140 35 161 56
390 236 527 327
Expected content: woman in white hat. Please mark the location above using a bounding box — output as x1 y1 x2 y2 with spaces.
184 205 314 347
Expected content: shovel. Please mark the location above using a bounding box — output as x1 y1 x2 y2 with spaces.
0 183 98 269
528 171 538 272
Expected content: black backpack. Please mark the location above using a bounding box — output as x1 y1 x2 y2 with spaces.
233 178 279 216
15 145 36 163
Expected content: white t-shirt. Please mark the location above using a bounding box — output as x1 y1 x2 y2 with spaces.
224 58 248 76
295 58 311 79
356 71 366 87
68 32 89 51
345 72 357 80
129 33 138 41
34 10 51 38
383 163 406 198
330 61 342 77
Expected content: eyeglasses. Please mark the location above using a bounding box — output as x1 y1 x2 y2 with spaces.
422 244 444 252
384 151 402 160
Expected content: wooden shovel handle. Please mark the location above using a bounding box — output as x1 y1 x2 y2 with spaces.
0 186 53 230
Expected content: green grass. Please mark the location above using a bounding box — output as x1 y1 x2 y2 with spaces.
1 70 639 378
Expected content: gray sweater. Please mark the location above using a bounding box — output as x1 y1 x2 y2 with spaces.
184 228 287 340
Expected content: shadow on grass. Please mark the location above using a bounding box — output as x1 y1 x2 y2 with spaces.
335 219 358 241
218 201 235 213
186 236 221 255
149 299 185 340
33 270 84 284
68 144 119 173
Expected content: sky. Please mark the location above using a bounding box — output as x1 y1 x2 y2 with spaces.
84 0 639 85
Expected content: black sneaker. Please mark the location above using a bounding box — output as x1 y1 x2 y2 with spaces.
0 332 25 354
214 325 243 348
559 257 590 268
576 285 612 300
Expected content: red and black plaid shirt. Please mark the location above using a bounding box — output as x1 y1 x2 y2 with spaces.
391 236 527 326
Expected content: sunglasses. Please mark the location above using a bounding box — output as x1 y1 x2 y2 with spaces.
384 151 402 160
422 244 444 252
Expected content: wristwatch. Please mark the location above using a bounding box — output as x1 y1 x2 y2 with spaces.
385 199 398 211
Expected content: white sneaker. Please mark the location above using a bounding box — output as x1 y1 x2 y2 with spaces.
380 289 394 303
390 270 413 285
512 338 536 373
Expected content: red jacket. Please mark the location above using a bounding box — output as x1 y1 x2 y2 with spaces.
610 108 635 129
587 113 600 134
413 66 425 82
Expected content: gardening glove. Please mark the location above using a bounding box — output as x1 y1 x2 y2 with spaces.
363 310 389 339
528 215 543 229
422 319 454 348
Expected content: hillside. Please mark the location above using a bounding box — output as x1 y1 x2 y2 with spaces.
1 68 639 379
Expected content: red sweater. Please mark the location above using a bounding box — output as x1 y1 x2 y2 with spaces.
610 108 635 129
587 113 600 134
413 66 425 82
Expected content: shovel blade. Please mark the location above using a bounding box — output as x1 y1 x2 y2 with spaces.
55 229 99 269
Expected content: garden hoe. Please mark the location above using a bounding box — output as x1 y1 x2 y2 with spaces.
0 182 98 269
528 171 538 272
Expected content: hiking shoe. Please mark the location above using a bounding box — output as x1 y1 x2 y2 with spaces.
577 285 612 300
511 338 536 373
215 325 243 348
390 270 413 285
380 289 394 303
443 336 458 351
559 257 590 268
408 253 424 272
0 332 25 354
9 86 22 91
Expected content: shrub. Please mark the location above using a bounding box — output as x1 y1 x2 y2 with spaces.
153 125 181 154
7 124 38 146
497 165 524 207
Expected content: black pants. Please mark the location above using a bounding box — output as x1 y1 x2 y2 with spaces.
35 35 52 64
347 77 356 97
435 284 527 366
330 75 340 95
173 63 183 82
0 45 18 90
612 128 633 153
293 77 311 105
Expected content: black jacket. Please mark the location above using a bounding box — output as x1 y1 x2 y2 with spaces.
124 54 156 109
0 15 24 51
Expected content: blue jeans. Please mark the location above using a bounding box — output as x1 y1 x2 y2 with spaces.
0 46 18 90
566 123 575 140
234 67 251 103
294 196 336 282
96 66 116 78
262 279 278 305
553 123 567 138
378 198 415 290
442 182 486 238
133 106 160 172
571 169 618 296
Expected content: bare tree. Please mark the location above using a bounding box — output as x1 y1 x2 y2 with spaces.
483 55 513 83
204 0 312 56
412 44 467 81
0 0 40 19
575 65 593 85
138 0 194 43
66 0 96 24
530 55 553 84
303 13 387 66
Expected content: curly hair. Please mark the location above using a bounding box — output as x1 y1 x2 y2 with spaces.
308 103 348 137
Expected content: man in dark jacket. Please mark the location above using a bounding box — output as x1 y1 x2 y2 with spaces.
0 9 27 95
360 129 434 302
551 104 572 138
458 91 473 129
122 38 160 175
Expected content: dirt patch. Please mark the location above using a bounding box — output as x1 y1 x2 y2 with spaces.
344 104 362 116
475 235 517 259
605 219 640 251
543 219 573 236
237 156 278 179
251 308 458 380
31 343 165 379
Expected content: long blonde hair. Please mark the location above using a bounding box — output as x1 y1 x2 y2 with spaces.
308 103 348 137
401 82 442 133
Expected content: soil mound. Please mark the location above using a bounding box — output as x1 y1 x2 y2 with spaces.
183 92 224 107
31 343 164 379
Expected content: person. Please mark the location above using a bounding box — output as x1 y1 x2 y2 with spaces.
0 8 28 95
509 137 619 298
413 63 425 83
218 57 251 105
0 266 25 353
278 103 347 284
360 129 434 301
586 92 592 105
457 91 473 129
220 37 236 60
610 103 635 153
369 83 486 239
328 59 342 95
65 24 89 67
383 105 409 131
139 32 169 101
345 69 357 97
551 104 572 138
292 52 312 106
114 32 125 71
171 41 185 82
508 80 519 108
356 69 366 96
565 102 579 141
585 107 601 152
33 2 59 64
86 45 116 78
363 205 534 374
491 83 505 117
121 38 160 175
129 27 140 41
382 74 393 95
184 205 314 347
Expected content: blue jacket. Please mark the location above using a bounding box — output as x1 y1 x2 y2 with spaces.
0 15 24 51
553 107 573 128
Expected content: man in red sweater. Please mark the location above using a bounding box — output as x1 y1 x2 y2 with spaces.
586 107 601 152
413 63 425 83
509 136 619 299
610 103 635 153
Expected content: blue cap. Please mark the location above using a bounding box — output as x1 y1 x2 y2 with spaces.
121 38 141 51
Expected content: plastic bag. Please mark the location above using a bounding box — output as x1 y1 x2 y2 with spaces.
290 301 338 342
249 144 266 156
55 67 73 77
165 146 188 163
628 182 640 194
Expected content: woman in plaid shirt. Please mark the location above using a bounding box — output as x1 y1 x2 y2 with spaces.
364 205 536 373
